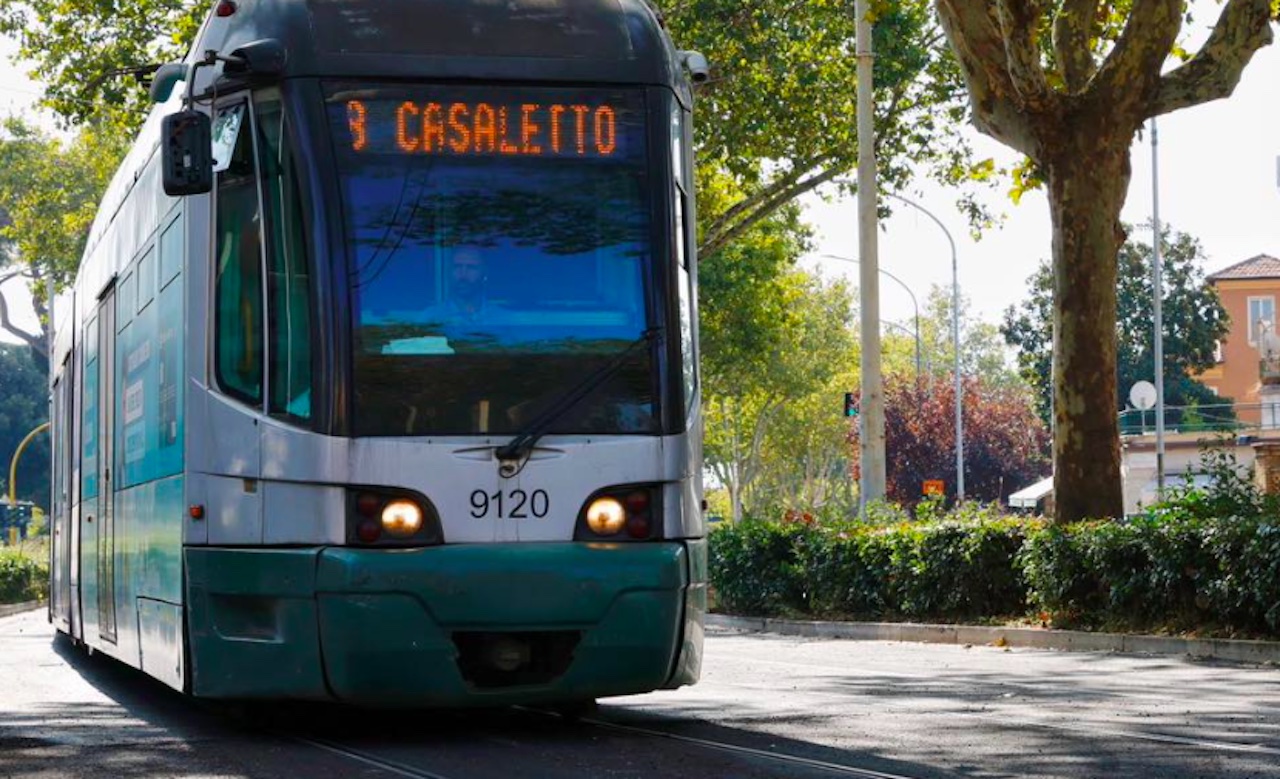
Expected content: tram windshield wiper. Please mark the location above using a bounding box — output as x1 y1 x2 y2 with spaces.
495 328 662 464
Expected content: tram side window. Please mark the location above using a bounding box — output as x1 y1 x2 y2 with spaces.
214 103 265 406
255 92 313 421
672 105 696 417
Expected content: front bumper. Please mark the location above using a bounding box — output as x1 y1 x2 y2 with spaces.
185 541 703 705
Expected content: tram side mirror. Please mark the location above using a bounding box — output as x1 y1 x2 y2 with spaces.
149 63 187 104
161 110 213 196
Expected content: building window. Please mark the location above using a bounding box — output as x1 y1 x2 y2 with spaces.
1248 296 1275 346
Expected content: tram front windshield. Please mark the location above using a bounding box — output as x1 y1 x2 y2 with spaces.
327 84 658 437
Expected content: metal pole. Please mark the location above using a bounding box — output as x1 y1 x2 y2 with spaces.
952 234 964 502
9 422 50 504
855 0 884 509
1151 118 1166 493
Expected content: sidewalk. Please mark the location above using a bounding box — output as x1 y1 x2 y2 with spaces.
707 613 1280 665
0 601 42 619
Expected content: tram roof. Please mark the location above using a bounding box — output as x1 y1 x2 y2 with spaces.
193 0 682 87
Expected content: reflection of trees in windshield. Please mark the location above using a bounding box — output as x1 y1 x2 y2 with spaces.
347 163 646 285
353 351 656 436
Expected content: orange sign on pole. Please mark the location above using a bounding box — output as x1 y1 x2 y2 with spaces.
922 480 945 497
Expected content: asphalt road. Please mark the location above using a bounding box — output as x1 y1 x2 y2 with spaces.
2 608 1278 778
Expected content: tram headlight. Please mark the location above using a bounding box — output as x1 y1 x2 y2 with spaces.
585 497 627 535
381 499 424 537
576 486 663 541
347 488 441 547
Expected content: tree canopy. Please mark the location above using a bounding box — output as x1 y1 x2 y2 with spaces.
935 0 1276 522
1002 225 1230 426
0 118 129 356
668 0 982 257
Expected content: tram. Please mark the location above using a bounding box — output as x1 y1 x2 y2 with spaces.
46 0 706 707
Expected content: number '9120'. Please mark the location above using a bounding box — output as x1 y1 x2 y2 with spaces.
470 489 549 519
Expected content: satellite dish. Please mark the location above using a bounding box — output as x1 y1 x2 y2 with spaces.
1129 380 1157 411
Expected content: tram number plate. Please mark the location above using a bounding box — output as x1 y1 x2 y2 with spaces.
470 489 550 519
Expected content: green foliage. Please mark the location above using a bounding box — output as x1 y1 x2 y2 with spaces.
906 285 1027 389
710 490 1280 635
708 519 810 616
1002 224 1232 426
699 177 858 522
662 0 980 255
710 508 1032 620
0 547 46 604
0 118 131 340
0 0 205 130
1019 514 1280 634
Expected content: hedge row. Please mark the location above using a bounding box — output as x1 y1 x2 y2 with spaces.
0 550 47 605
709 513 1280 635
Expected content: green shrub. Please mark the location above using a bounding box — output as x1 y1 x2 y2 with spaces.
0 549 47 604
804 516 1030 620
708 519 812 616
1018 515 1280 634
709 502 1280 637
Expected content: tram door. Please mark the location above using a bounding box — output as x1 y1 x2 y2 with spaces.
96 292 117 643
51 369 74 630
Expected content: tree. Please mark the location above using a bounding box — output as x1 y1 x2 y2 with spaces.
0 119 130 357
914 285 1026 388
0 344 49 508
848 374 1050 507
750 357 861 520
666 0 982 258
0 0 203 128
1002 225 1230 427
698 173 857 523
935 0 1276 521
703 267 856 524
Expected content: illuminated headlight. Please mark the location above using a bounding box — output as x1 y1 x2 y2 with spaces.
381 500 424 537
585 497 627 535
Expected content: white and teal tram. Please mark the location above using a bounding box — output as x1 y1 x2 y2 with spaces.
47 0 706 706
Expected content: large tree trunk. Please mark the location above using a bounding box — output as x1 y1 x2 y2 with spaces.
1044 134 1133 522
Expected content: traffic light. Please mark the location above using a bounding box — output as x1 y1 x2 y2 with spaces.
844 392 858 418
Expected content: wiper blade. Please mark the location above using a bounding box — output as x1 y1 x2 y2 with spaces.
495 328 661 464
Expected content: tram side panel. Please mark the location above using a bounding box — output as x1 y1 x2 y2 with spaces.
65 142 190 692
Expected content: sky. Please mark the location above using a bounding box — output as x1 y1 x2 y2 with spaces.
2 5 1279 342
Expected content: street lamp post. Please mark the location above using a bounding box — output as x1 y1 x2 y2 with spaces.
883 194 963 502
823 254 921 381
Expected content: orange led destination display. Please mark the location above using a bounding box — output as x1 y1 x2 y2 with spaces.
345 99 625 158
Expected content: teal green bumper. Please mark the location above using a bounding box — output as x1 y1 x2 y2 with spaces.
186 541 705 705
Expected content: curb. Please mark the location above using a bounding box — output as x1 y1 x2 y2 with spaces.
0 601 42 619
707 614 1280 665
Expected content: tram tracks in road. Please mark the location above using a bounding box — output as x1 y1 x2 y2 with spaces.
287 705 932 779
291 734 459 779
575 714 929 779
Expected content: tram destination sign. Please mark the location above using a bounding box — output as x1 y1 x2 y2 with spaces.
332 85 643 161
